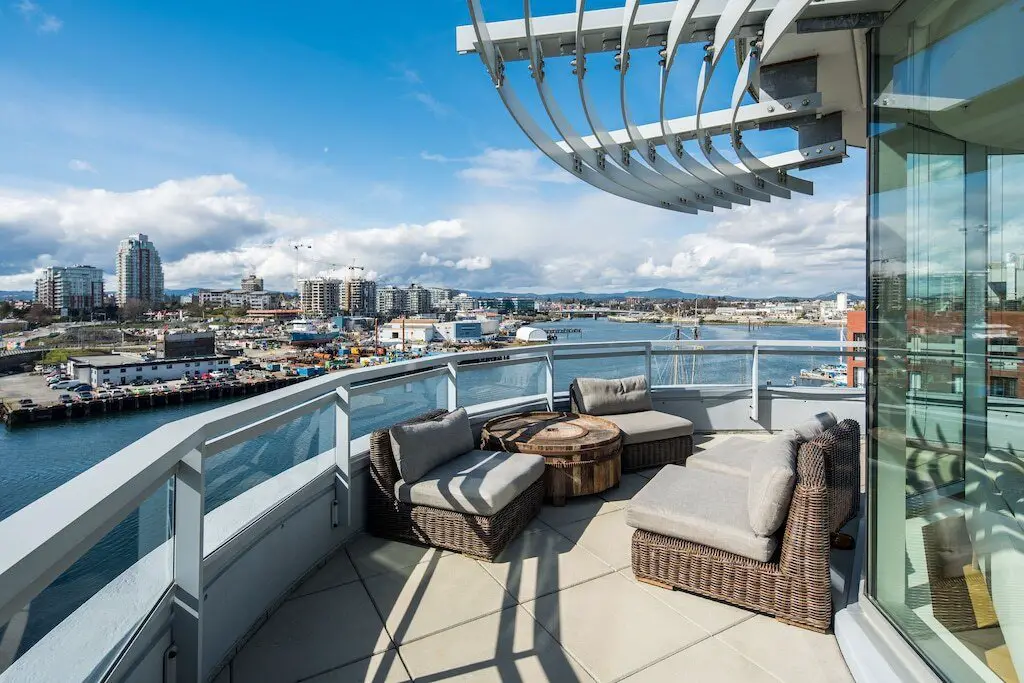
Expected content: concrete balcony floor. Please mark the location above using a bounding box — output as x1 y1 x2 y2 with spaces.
221 434 858 683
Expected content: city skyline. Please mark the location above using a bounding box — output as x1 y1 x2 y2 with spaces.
0 1 867 298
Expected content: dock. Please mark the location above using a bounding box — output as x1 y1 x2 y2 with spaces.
1 376 306 428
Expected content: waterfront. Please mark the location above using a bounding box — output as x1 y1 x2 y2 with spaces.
0 320 850 656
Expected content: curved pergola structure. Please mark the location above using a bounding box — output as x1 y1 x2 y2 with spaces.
458 0 867 214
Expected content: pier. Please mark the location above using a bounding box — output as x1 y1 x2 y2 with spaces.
0 376 305 428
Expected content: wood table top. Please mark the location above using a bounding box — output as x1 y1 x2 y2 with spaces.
481 411 621 455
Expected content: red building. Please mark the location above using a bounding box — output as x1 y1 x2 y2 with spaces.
846 310 866 388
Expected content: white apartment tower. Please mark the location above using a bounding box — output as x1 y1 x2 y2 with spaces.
116 234 164 306
35 265 105 315
299 278 341 317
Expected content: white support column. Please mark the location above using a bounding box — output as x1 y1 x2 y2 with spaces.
334 386 351 526
644 343 653 387
446 361 458 412
750 343 760 422
171 448 204 683
545 349 555 411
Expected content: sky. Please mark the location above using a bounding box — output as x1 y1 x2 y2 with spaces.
0 0 867 296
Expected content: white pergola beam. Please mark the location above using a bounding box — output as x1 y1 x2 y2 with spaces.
456 0 893 59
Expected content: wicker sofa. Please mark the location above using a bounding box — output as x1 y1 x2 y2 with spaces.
626 416 861 632
367 408 545 561
569 375 693 472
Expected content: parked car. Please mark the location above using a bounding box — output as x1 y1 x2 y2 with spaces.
72 384 94 393
74 392 94 402
51 380 77 390
18 398 35 407
58 394 74 404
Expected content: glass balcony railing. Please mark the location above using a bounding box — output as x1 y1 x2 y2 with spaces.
0 339 864 681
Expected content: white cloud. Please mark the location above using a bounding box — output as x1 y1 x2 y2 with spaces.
67 159 95 173
412 92 449 118
38 13 61 33
454 256 491 271
14 0 38 17
456 148 573 189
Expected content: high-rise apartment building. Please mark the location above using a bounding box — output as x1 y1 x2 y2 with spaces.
240 274 264 292
376 286 406 316
34 265 105 315
341 276 377 316
299 278 341 317
116 234 164 306
404 284 431 315
426 286 459 310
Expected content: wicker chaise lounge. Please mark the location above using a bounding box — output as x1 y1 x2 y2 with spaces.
367 408 545 561
627 417 861 632
570 375 693 472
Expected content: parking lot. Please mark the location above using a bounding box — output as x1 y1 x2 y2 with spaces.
0 364 289 408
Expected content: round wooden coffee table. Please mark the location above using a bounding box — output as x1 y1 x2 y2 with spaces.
481 411 622 506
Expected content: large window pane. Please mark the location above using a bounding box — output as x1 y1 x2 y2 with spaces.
869 2 1024 681
350 374 446 439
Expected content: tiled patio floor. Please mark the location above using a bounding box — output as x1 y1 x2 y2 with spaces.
224 433 857 683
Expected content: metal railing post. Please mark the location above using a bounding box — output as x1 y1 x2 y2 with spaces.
644 343 653 387
545 348 555 411
750 343 760 422
334 386 351 526
171 448 204 683
446 361 458 412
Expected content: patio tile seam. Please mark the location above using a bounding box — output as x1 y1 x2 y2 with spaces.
293 647 412 683
286 576 362 602
706 630 794 683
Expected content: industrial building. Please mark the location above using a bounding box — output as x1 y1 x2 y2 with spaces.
66 353 232 386
156 331 216 359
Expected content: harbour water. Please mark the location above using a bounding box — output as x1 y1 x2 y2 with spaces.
0 320 846 656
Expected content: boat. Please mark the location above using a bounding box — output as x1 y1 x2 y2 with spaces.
798 363 846 382
288 319 340 347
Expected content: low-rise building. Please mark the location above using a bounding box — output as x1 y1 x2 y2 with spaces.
157 331 216 359
246 309 302 323
67 353 232 386
433 321 483 343
379 319 437 345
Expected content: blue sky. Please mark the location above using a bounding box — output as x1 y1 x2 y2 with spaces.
0 0 866 295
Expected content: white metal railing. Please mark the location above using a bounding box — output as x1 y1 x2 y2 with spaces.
0 338 864 681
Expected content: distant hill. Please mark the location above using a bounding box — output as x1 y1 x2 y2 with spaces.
0 290 33 300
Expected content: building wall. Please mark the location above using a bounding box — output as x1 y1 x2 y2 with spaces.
299 278 341 317
846 310 866 388
34 266 105 314
75 356 232 385
116 234 164 306
157 332 216 359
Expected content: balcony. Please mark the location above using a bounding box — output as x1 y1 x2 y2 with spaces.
0 340 865 682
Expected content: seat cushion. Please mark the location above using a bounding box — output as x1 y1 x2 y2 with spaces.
686 436 765 477
688 431 802 478
601 410 694 446
747 434 798 536
626 465 778 562
793 411 837 442
395 449 546 517
388 408 476 484
573 375 654 416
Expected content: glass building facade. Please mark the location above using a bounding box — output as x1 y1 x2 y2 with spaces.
869 1 1024 681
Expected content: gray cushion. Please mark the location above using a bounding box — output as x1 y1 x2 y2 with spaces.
573 375 653 416
747 434 798 536
686 436 765 477
793 411 837 441
395 449 546 516
626 464 778 562
389 408 475 484
600 410 693 446
688 431 802 478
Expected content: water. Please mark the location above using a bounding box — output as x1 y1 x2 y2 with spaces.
0 320 841 658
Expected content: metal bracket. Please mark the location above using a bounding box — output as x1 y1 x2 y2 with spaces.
493 53 506 88
647 141 657 164
595 150 606 171
572 154 584 174
621 146 632 167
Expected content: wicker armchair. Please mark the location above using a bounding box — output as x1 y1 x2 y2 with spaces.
569 380 693 472
630 420 860 632
367 409 544 561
